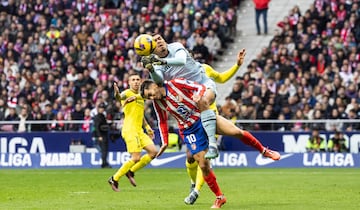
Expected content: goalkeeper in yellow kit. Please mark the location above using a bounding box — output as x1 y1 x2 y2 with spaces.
108 72 157 192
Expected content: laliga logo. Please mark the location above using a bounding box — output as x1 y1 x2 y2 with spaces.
0 137 46 153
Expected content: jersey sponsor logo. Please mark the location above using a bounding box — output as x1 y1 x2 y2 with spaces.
150 153 186 166
255 153 293 166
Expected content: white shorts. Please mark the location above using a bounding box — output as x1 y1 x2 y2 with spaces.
200 74 217 97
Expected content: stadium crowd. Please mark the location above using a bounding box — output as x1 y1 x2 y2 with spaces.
0 0 239 132
219 0 360 133
0 0 360 135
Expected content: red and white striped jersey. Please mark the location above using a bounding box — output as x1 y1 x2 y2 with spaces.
153 78 206 145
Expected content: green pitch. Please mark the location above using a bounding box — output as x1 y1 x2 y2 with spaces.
1 168 359 210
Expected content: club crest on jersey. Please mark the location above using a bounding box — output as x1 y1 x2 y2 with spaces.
191 143 196 150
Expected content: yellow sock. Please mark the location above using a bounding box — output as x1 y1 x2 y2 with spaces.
195 165 204 192
130 154 152 173
185 160 198 184
113 160 135 181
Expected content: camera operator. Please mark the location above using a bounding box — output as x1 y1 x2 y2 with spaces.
327 131 348 153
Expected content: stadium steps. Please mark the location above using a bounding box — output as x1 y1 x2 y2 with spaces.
213 0 314 105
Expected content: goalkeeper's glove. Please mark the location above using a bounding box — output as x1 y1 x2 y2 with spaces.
141 56 154 72
141 55 167 66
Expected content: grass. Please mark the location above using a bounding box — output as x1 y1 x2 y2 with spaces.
0 168 359 210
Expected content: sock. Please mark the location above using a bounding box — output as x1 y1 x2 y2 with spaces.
186 159 198 184
130 154 153 173
195 165 204 192
200 109 217 146
203 170 222 196
241 131 265 153
113 159 135 181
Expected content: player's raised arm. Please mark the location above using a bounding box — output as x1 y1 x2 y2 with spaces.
113 82 122 101
205 48 246 84
113 82 136 106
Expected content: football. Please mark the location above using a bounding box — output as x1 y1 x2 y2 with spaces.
134 34 157 56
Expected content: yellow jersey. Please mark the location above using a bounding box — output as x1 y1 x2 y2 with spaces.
120 89 145 133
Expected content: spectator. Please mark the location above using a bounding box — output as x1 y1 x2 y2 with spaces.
32 110 47 132
204 30 222 61
0 98 5 121
72 103 85 131
253 0 271 35
4 107 19 131
81 108 92 132
18 105 33 132
192 36 210 64
50 111 66 131
220 96 238 120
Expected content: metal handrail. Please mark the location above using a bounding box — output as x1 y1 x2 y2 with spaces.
0 119 357 124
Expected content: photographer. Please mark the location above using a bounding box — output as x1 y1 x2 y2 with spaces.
306 127 326 152
94 103 111 168
327 131 348 153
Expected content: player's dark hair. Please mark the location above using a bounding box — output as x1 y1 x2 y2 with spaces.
140 79 155 98
128 71 141 78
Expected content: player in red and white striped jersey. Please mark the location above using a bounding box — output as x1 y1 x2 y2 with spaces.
140 78 227 208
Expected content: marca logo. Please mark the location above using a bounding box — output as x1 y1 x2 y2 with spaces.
303 153 354 167
40 153 82 166
0 137 46 153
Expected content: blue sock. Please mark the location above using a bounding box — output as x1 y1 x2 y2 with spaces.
200 110 217 146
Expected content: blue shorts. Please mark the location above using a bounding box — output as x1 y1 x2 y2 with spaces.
182 120 209 155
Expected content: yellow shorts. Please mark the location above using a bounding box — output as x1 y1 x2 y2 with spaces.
122 131 153 153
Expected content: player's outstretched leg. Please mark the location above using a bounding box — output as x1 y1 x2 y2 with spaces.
215 115 281 160
211 195 227 209
108 176 119 192
262 148 280 160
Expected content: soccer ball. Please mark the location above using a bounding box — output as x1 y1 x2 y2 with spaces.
134 34 157 56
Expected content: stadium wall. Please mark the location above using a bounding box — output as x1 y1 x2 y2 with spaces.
1 131 360 168
1 131 360 153
0 152 359 168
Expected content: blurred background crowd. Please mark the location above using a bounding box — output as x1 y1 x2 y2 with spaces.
218 0 360 132
0 0 359 134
